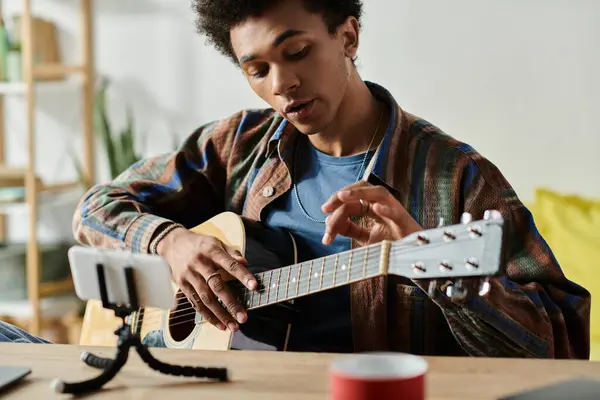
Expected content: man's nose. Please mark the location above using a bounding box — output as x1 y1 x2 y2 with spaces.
271 65 300 96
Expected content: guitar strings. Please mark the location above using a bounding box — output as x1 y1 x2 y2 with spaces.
143 247 387 319
138 237 462 325
136 239 470 329
136 250 384 326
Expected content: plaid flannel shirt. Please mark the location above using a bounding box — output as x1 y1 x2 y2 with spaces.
73 82 591 359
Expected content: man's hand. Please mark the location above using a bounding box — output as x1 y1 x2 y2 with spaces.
321 181 422 246
157 227 257 332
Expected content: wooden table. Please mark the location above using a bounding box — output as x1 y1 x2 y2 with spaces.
1 343 600 399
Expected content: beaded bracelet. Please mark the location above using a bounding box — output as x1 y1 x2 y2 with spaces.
149 223 185 255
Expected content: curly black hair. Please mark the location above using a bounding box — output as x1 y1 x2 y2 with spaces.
192 0 364 65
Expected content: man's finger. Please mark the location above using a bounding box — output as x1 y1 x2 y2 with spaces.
210 243 257 290
372 203 422 238
190 271 240 331
322 203 372 245
224 246 248 264
372 203 404 226
337 185 396 206
201 266 248 324
179 281 225 331
321 181 372 213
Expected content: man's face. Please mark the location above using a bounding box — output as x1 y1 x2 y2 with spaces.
230 0 359 135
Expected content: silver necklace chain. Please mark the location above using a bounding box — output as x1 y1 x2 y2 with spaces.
293 109 384 224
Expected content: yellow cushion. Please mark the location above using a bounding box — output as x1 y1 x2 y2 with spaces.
530 188 600 360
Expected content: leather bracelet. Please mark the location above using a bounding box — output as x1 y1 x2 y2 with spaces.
149 223 185 255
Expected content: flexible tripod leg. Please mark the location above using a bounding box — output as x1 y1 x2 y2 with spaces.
134 340 228 381
80 324 126 370
51 337 131 395
81 351 116 370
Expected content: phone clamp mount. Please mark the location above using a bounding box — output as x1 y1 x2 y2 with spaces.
50 262 229 396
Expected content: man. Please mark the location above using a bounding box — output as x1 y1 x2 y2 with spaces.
72 0 590 358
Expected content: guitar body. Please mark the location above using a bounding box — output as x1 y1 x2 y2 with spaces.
80 212 297 351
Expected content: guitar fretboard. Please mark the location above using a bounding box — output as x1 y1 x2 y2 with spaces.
191 215 504 325
239 242 387 310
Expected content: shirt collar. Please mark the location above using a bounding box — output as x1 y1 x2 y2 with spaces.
266 81 401 188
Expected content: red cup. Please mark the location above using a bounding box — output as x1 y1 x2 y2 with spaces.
329 353 428 400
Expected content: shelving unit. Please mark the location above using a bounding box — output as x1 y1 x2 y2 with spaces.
0 0 96 336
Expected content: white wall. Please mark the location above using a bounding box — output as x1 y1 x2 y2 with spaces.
2 0 599 243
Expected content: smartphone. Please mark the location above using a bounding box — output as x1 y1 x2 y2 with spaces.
68 246 176 310
499 378 600 399
0 366 31 393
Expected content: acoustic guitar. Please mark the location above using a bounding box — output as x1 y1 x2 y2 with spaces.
79 210 505 351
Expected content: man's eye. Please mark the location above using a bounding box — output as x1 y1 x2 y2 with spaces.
287 46 309 60
249 68 268 78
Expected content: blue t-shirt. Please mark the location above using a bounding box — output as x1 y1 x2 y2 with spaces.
262 134 376 353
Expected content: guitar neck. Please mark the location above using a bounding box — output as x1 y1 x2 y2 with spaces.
238 241 391 311
194 215 504 324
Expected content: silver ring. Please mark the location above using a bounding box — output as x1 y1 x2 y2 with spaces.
205 272 221 286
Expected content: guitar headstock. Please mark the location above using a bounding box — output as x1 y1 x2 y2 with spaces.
387 210 504 298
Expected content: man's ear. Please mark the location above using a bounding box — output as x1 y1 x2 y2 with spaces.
341 16 360 59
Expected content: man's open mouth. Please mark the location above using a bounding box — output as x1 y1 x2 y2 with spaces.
285 99 314 113
285 100 316 119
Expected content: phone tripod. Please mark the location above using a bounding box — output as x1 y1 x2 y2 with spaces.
50 263 228 395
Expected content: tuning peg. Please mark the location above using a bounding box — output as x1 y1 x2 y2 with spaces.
468 225 483 237
465 257 479 271
417 234 430 245
460 212 473 224
443 230 456 241
478 277 491 296
411 262 427 274
445 279 468 300
484 210 502 221
428 280 437 297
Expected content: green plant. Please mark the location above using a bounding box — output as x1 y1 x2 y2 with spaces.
70 77 180 185
94 78 142 179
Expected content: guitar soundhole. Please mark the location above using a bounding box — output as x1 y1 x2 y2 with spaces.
167 291 196 342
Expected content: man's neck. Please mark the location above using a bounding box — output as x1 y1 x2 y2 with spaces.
308 73 387 157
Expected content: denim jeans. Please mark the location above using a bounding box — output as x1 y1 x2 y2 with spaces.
141 330 167 348
0 320 52 344
0 319 169 347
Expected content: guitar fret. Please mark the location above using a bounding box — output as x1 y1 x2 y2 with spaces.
285 266 290 299
277 269 281 297
261 272 267 305
332 254 338 287
350 248 368 282
307 261 313 293
250 282 257 308
362 247 369 279
370 247 382 278
266 270 274 304
256 272 264 306
347 251 353 283
322 255 335 290
240 289 248 309
277 266 290 301
334 251 351 289
296 263 301 297
273 268 281 303
318 258 325 290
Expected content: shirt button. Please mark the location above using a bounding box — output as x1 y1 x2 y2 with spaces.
262 186 275 198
